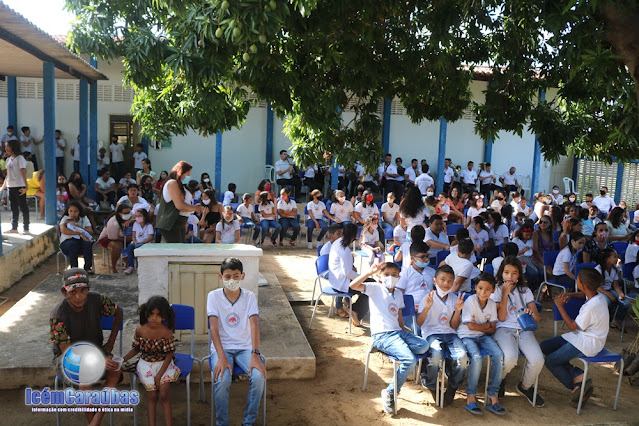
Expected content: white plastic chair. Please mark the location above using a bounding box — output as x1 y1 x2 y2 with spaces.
562 177 579 196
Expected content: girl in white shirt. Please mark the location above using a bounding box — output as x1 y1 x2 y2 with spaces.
512 223 543 292
465 196 486 227
124 208 154 274
216 205 241 244
595 248 630 329
360 216 384 264
1 140 29 233
469 216 490 255
488 211 510 246
306 189 329 249
329 189 353 224
258 191 282 248
380 192 400 231
552 232 586 288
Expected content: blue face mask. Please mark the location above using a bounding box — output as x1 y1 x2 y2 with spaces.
182 175 191 184
414 259 429 268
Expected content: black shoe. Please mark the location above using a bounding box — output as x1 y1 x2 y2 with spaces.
444 387 457 406
498 380 505 398
420 376 429 390
517 382 545 407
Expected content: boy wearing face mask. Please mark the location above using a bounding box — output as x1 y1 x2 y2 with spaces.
416 265 468 405
396 241 435 330
207 257 266 426
350 262 428 414
550 186 564 205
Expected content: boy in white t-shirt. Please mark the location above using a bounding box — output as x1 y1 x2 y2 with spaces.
492 242 518 277
443 239 475 293
320 223 344 256
236 193 260 244
394 225 426 274
540 267 609 408
132 143 148 173
223 183 237 206
207 258 266 425
350 262 428 413
396 241 435 331
416 265 468 405
459 273 505 415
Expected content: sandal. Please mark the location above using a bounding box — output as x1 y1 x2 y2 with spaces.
486 403 506 415
336 308 349 318
464 402 483 415
570 379 592 407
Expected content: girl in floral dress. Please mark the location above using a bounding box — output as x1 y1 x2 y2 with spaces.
123 296 181 425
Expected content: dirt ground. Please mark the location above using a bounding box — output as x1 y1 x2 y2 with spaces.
2 247 638 425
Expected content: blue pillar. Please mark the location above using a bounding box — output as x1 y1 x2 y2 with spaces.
382 97 391 154
89 56 98 199
572 155 579 183
436 117 447 194
79 80 89 185
215 131 222 193
265 102 274 166
331 158 339 191
614 162 624 204
531 90 545 196
141 136 149 155
43 63 56 225
7 76 16 129
483 135 493 164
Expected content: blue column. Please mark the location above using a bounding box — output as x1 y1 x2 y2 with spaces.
141 136 149 155
483 135 493 163
382 97 391 154
572 155 579 183
43 63 56 225
331 159 339 190
531 90 545 196
7 76 16 129
436 117 447 194
215 131 222 193
79 80 89 185
614 162 624 204
89 56 98 198
265 102 274 166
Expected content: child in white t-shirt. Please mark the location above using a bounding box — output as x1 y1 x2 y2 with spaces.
258 191 282 248
329 190 353 224
595 248 630 330
443 239 475 293
306 189 329 249
540 266 609 408
124 208 154 274
416 265 467 405
552 232 586 289
393 223 407 247
185 214 201 243
350 262 428 413
469 216 490 256
216 206 241 244
395 241 435 330
236 193 260 245
465 196 486 226
459 273 506 415
492 242 519 277
206 258 265 425
223 183 237 206
132 144 148 172
360 216 384 265
394 225 426 274
381 192 400 231
320 223 344 256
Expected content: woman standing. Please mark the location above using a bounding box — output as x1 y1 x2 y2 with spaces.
156 161 204 243
1 140 29 234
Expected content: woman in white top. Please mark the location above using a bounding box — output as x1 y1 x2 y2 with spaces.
258 190 282 248
156 161 204 243
0 140 29 233
380 192 400 231
306 189 330 249
59 200 94 273
329 189 353 224
549 186 564 205
328 223 369 325
398 186 427 237
352 189 380 224
605 207 631 242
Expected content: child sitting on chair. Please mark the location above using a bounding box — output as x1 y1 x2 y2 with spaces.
207 258 266 425
540 267 609 408
350 262 428 413
361 215 384 265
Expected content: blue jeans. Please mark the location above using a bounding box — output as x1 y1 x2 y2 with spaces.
306 219 328 242
540 336 584 389
125 242 144 268
240 217 260 241
210 349 265 426
279 217 300 241
462 335 504 397
60 238 94 270
606 289 631 322
381 221 393 231
260 219 281 242
372 330 428 395
421 334 468 390
554 274 575 289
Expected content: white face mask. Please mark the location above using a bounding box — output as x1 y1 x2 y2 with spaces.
120 213 132 220
552 189 559 194
223 279 242 291
426 191 434 196
569 197 576 202
337 196 346 203
435 285 451 299
203 178 210 183
202 199 211 206
382 275 399 289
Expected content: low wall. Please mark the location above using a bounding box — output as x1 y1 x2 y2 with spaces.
0 226 57 293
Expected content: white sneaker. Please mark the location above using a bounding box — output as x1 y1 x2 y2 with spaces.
124 266 134 275
307 242 313 249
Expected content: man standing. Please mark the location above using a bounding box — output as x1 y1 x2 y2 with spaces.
377 153 398 197
0 125 17 157
442 158 457 194
55 129 66 177
499 166 519 195
460 161 478 193
20 126 42 170
592 186 616 219
394 157 405 197
274 149 302 196
109 135 125 182
415 164 435 196
479 162 495 199
404 158 421 187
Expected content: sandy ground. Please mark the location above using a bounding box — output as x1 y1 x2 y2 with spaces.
1 246 638 425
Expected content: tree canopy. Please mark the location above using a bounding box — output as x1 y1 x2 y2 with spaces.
66 0 639 169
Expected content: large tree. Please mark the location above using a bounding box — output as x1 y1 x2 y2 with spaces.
66 0 639 170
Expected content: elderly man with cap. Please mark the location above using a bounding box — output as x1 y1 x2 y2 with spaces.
50 268 123 425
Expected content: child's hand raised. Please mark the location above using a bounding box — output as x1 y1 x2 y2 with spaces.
503 280 517 294
423 291 434 310
455 292 465 310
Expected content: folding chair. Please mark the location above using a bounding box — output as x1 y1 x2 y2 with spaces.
201 322 266 426
362 294 428 414
309 283 356 334
311 254 330 305
55 315 123 426
435 250 450 267
132 304 201 426
553 298 623 414
536 250 563 301
612 276 636 343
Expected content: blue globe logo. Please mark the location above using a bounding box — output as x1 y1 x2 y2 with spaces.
62 342 106 385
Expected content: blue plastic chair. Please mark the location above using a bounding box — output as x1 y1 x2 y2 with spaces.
446 223 463 238
55 315 123 426
612 241 628 258
132 304 201 426
201 321 266 426
310 280 356 334
384 226 394 243
574 262 597 291
536 250 566 301
436 249 450 267
317 244 324 256
362 294 429 414
483 263 494 276
311 255 330 305
553 298 623 414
